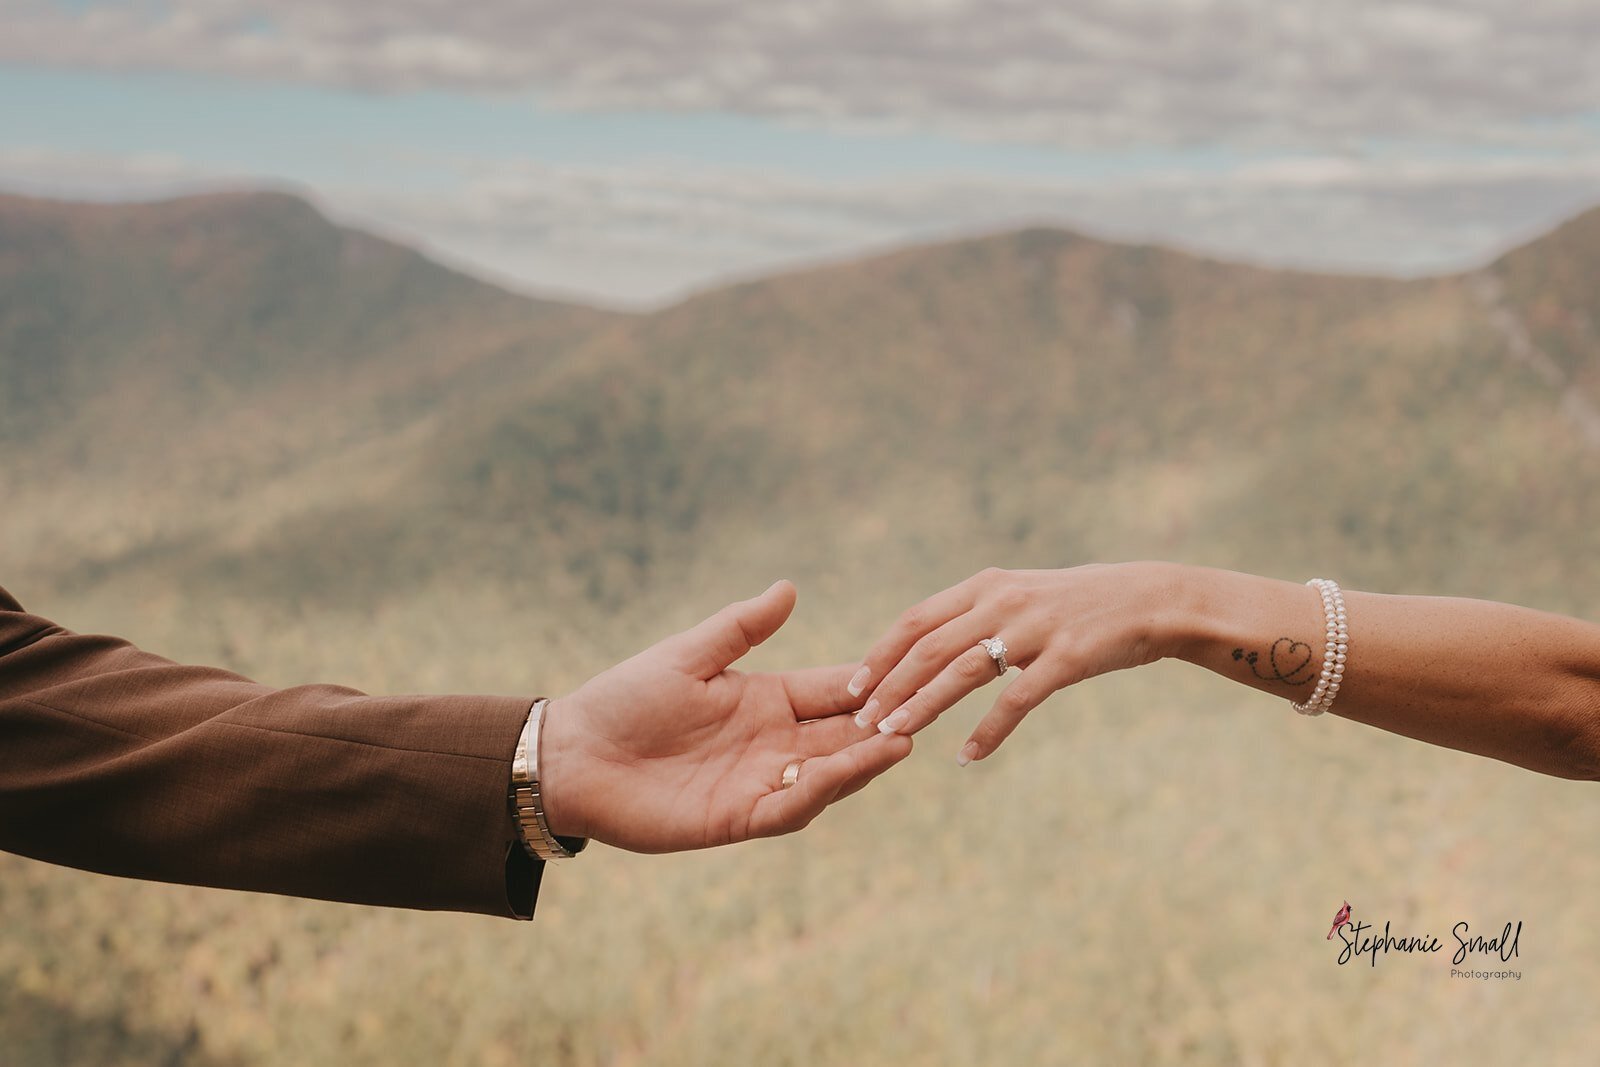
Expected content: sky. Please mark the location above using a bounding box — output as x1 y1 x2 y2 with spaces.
2 0 1599 308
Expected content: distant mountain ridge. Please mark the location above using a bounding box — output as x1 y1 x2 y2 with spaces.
0 190 617 454
3 189 1598 620
1481 204 1600 402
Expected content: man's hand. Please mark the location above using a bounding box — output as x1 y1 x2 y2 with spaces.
537 580 911 853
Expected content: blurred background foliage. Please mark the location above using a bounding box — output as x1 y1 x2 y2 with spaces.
3 190 1598 1065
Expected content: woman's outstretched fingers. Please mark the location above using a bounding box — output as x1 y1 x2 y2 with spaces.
847 578 983 700
855 615 986 728
876 642 1000 736
747 733 912 838
957 661 1067 765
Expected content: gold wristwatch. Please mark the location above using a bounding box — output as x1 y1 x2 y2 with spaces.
510 698 588 861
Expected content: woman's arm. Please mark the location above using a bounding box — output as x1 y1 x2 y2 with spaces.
850 563 1600 778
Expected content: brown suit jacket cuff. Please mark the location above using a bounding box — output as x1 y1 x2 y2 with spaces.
0 587 549 919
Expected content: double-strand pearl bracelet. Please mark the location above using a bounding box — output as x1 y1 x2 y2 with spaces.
1292 578 1347 716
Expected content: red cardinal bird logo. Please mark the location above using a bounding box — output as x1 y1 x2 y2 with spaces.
1327 901 1352 940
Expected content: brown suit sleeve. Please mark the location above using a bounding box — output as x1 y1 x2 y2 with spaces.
0 585 543 918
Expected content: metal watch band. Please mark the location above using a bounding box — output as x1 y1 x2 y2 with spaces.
510 698 587 861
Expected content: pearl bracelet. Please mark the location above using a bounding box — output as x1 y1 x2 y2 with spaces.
1292 578 1347 716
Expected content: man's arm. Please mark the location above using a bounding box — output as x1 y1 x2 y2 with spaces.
0 585 541 917
0 580 909 916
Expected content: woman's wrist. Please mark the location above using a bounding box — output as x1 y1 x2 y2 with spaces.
1129 561 1218 664
1152 566 1273 668
1160 565 1345 698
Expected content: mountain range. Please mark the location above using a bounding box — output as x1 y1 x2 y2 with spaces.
7 191 1598 626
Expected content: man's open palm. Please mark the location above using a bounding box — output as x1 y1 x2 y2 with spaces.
540 581 912 852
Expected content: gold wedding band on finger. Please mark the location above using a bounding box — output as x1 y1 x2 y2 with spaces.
979 637 1010 675
780 760 802 790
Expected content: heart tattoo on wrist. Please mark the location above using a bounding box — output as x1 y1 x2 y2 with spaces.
1231 638 1316 686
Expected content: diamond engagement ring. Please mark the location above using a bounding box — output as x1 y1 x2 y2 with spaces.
979 637 1010 675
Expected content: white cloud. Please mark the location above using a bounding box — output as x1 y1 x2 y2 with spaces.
0 145 229 196
4 0 1600 149
4 146 1597 307
7 0 1597 304
333 151 1600 305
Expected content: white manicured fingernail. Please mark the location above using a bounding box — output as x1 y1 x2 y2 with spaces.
956 742 980 767
847 665 871 698
854 698 879 729
878 708 911 735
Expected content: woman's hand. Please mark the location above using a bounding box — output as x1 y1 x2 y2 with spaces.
539 580 912 852
850 563 1191 764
